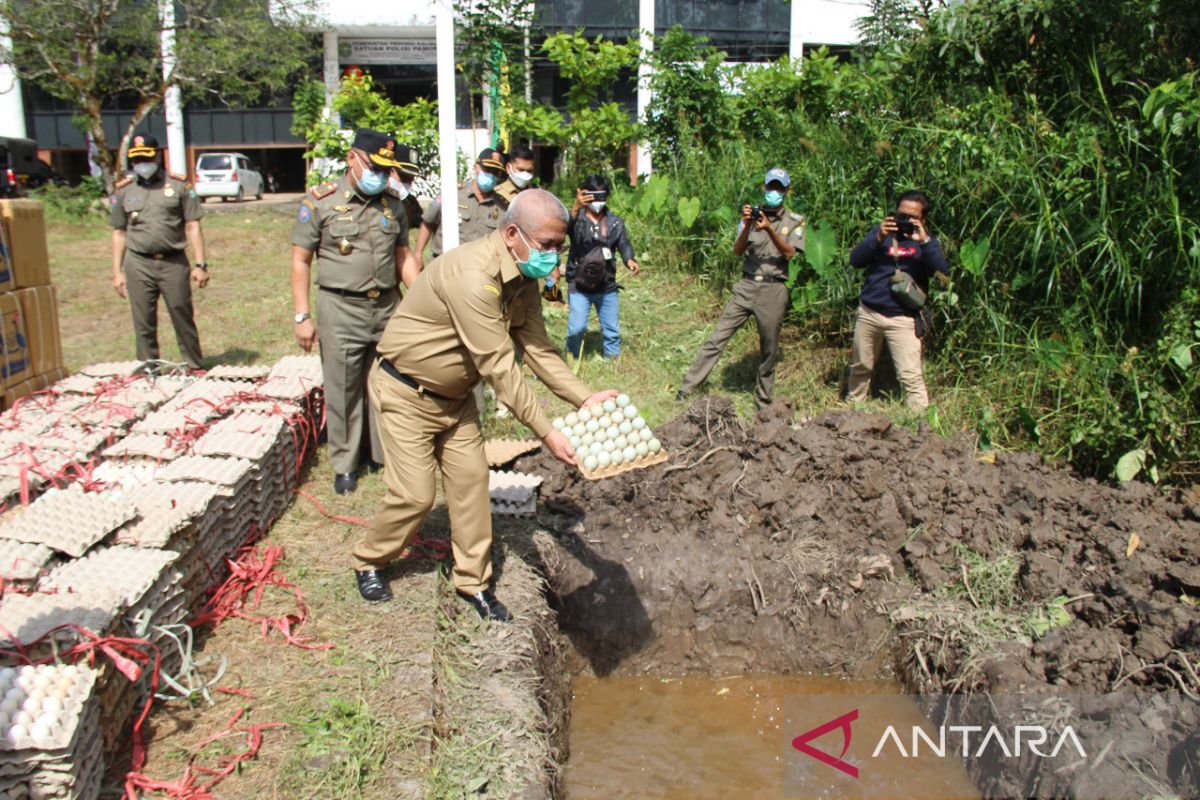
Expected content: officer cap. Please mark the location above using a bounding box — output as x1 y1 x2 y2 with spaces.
128 134 159 160
764 167 791 188
477 148 506 171
352 128 404 169
390 143 419 176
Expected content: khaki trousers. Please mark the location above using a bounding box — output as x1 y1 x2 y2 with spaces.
316 288 397 475
124 251 202 369
846 304 929 411
355 363 493 594
679 278 788 409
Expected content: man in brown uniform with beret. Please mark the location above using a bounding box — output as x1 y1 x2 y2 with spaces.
290 129 419 494
355 189 617 619
413 147 509 268
110 134 208 369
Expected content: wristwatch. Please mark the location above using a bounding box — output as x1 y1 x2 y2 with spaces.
294 312 311 324
194 262 209 271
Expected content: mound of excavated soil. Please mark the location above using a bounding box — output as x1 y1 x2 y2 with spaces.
522 397 1200 797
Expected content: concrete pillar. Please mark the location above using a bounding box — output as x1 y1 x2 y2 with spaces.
635 0 654 178
789 0 805 63
436 0 459 250
323 31 340 119
160 0 188 176
0 21 27 139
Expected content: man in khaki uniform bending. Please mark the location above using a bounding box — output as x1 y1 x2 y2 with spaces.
356 189 617 619
291 129 419 495
110 134 208 369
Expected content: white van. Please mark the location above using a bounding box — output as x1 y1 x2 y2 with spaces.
194 152 264 202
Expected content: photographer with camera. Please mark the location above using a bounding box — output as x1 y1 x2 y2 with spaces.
844 189 948 411
676 168 805 411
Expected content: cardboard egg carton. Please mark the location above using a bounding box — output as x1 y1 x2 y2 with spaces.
51 372 110 395
154 455 253 489
129 404 210 435
205 364 271 381
0 590 120 650
62 397 153 431
0 449 72 482
89 461 161 493
0 394 88 436
488 471 542 517
26 427 117 459
78 362 146 378
100 433 183 463
0 540 53 583
39 546 179 609
577 448 668 480
0 487 138 558
114 481 222 548
267 355 324 384
484 439 542 467
0 664 99 754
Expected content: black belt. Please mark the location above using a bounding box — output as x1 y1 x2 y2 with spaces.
744 273 788 284
319 285 394 300
376 356 454 401
134 250 185 260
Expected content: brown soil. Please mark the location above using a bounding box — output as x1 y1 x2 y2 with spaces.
521 397 1200 798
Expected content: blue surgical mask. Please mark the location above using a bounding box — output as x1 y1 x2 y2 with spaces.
476 172 499 193
514 228 559 279
764 190 785 208
357 167 386 195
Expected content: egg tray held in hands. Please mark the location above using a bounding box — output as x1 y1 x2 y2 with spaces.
577 447 668 481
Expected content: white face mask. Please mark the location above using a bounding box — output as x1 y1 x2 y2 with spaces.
588 201 606 213
509 170 533 189
132 162 159 180
388 176 411 200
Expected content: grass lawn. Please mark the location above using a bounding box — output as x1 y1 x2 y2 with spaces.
46 202 919 797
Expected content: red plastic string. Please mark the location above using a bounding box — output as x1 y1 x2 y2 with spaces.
290 489 452 561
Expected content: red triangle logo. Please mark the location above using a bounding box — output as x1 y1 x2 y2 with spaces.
791 708 859 779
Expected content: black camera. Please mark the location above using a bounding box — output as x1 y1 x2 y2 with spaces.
892 211 918 239
750 205 764 222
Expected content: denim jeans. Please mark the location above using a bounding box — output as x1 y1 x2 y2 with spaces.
566 287 620 358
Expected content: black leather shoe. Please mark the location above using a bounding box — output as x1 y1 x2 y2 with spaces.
364 460 385 474
674 389 689 402
457 589 512 622
355 569 393 602
334 472 357 494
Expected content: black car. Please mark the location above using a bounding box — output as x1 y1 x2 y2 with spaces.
0 137 67 197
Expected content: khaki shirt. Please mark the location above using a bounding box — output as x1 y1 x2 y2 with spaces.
292 174 409 292
494 178 522 204
109 172 203 255
377 230 591 437
741 208 806 280
423 180 507 258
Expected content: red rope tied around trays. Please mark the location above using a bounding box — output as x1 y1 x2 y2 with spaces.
291 489 452 560
0 623 161 771
123 707 285 800
190 544 333 651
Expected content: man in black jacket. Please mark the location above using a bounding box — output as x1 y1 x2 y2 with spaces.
564 174 639 359
845 189 949 411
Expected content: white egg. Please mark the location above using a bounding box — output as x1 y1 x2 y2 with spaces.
573 423 586 437
612 410 625 424
636 441 649 457
0 668 14 681
610 449 624 466
606 425 620 441
583 454 598 471
12 710 32 726
603 399 616 413
624 404 638 419
597 451 611 468
648 438 662 453
52 687 69 701
632 416 646 430
29 722 52 742
619 421 633 436
40 697 61 715
5 688 24 702
0 711 8 728
33 676 50 691
597 415 611 429
7 724 27 743
0 699 18 715
582 434 595 448
602 438 615 452
15 677 32 692
639 428 653 442
22 697 42 714
568 435 581 449
578 407 592 422
61 666 79 679
616 393 630 407
565 412 579 427
590 442 604 456
552 417 565 430
623 446 637 462
17 666 34 678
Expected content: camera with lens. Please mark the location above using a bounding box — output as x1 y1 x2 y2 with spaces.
892 211 918 239
750 205 764 222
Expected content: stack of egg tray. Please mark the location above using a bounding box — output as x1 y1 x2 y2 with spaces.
205 364 271 381
259 355 323 402
0 664 103 800
488 471 543 517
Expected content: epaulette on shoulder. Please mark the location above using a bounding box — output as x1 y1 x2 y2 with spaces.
169 171 188 182
114 176 133 190
310 181 337 200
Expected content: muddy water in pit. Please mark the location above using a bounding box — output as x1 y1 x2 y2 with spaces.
564 674 981 800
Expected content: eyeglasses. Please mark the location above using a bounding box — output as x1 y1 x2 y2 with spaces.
517 227 565 253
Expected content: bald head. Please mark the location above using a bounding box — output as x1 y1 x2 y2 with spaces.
500 188 569 263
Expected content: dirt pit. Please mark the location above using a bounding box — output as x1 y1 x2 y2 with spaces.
519 397 1200 798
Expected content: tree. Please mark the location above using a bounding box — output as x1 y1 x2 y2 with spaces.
0 0 316 189
454 0 535 141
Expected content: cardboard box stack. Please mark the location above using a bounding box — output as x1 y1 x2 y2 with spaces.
0 199 66 409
